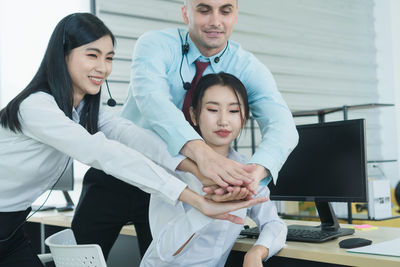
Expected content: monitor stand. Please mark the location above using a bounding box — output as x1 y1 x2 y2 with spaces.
288 201 354 241
56 191 74 212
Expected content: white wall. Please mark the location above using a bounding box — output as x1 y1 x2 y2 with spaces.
374 0 400 187
0 0 91 178
0 0 91 107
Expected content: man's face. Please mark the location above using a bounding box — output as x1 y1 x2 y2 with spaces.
182 0 238 57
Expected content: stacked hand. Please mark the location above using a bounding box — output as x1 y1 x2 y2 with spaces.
202 164 269 202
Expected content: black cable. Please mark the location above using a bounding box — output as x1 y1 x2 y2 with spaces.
0 157 72 243
178 30 191 90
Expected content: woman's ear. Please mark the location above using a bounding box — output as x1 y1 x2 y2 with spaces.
189 107 197 126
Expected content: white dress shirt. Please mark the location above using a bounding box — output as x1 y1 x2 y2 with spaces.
141 148 287 267
0 92 187 212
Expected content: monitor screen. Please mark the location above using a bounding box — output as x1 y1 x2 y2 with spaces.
269 119 367 203
53 162 74 191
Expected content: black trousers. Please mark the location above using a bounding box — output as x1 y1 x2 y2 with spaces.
0 208 43 267
72 168 152 260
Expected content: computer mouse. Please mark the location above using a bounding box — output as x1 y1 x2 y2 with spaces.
339 238 372 249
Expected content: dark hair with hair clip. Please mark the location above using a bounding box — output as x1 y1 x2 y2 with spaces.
0 13 115 134
190 72 249 135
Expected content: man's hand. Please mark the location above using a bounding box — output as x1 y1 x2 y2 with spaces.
243 245 269 267
181 140 253 188
243 164 270 195
177 158 234 193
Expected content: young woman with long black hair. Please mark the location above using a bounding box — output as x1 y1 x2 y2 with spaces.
0 13 266 266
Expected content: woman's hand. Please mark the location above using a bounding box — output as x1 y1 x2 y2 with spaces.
204 186 252 202
243 245 269 267
178 187 268 224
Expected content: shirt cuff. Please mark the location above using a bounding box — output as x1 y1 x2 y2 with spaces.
259 175 272 187
248 152 281 185
160 176 188 206
168 154 187 172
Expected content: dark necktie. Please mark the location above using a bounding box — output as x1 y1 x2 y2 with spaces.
182 60 209 126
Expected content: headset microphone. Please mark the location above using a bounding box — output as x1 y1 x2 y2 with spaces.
183 82 191 90
105 80 116 107
182 43 189 55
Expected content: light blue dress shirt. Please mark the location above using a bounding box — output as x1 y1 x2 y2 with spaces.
120 28 298 183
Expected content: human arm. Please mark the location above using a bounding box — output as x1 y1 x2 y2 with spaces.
180 140 253 187
100 110 246 192
243 246 269 267
148 189 267 263
240 55 298 184
98 108 185 172
247 186 287 261
19 93 265 219
123 30 252 187
19 93 186 206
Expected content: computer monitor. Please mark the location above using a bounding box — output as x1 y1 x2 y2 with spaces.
32 162 74 211
54 163 74 191
269 119 367 237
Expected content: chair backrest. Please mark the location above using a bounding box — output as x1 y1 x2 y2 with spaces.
45 229 107 267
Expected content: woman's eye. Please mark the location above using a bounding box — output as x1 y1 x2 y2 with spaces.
88 54 97 58
106 57 114 61
230 110 240 113
207 108 217 112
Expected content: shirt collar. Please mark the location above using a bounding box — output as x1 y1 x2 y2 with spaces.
72 99 85 123
186 31 230 72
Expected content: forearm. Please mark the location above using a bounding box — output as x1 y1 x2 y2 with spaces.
244 245 269 263
178 187 205 212
180 139 210 162
251 164 269 183
177 158 215 186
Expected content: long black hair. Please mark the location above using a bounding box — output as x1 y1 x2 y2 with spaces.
0 13 115 134
191 72 250 134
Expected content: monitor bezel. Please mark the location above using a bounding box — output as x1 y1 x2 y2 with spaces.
269 119 368 203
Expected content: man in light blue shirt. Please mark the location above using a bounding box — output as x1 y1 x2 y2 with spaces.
120 0 298 189
72 0 298 260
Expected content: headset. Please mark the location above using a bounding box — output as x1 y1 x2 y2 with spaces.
63 14 116 107
178 29 229 91
0 158 72 243
105 80 116 107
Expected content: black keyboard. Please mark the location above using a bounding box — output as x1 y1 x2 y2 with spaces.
240 225 354 243
240 226 260 238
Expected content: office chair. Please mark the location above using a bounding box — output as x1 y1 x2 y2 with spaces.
45 229 107 267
